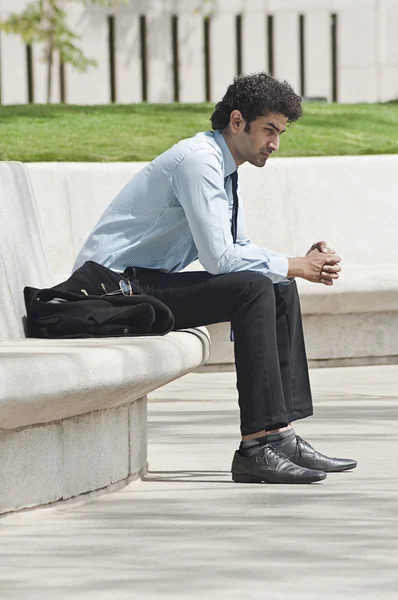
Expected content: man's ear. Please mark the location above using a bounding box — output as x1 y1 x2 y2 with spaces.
230 110 244 133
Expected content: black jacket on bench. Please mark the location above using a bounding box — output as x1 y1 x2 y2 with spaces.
24 261 175 339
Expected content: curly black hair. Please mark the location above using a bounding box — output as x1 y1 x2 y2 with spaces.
210 72 302 131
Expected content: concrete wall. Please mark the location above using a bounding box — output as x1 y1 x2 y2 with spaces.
0 397 147 515
1 0 398 104
26 155 398 366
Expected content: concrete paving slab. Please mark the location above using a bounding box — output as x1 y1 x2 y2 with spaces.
1 365 398 600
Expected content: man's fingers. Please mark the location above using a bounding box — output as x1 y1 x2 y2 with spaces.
325 254 341 264
314 241 328 253
321 270 339 280
322 264 341 273
307 242 338 256
307 241 326 255
318 241 336 254
319 261 341 283
315 241 336 254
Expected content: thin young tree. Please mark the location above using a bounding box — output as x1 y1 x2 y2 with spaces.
0 0 117 103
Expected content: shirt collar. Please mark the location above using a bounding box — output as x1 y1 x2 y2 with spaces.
213 130 238 177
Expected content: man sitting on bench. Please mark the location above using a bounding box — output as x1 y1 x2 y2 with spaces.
74 72 357 484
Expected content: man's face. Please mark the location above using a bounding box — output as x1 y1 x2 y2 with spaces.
232 112 288 167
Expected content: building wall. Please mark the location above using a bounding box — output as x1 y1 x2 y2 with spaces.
0 0 397 104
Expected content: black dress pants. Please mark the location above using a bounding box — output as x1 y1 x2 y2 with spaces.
135 269 313 436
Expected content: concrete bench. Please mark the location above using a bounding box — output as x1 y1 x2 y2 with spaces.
25 154 398 368
0 162 210 515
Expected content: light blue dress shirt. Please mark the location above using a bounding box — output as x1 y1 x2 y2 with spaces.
73 130 289 283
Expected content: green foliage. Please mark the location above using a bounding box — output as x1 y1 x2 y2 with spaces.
0 0 127 101
0 0 97 71
0 102 398 162
0 147 8 160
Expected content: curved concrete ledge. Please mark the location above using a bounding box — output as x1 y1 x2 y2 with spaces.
0 327 210 430
0 326 210 515
0 327 210 514
206 312 398 366
297 265 398 314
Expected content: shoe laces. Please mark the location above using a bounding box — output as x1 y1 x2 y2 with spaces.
295 435 314 459
262 443 287 461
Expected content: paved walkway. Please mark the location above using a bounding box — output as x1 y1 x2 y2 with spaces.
1 366 398 600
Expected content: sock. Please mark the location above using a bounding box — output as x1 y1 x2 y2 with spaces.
239 435 268 457
267 428 296 447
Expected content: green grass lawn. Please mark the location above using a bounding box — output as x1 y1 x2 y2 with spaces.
1 102 398 162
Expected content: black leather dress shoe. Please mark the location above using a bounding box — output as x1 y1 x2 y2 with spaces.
276 435 357 473
231 443 327 484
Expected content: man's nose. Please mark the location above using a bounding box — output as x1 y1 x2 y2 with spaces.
268 137 279 152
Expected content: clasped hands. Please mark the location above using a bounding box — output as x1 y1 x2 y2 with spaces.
287 240 341 286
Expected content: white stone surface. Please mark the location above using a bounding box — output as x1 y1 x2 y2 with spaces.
204 323 234 365
64 3 109 104
236 154 398 265
129 398 148 474
0 33 27 104
178 13 205 103
209 9 236 104
207 310 398 366
337 7 378 103
0 423 63 514
26 162 141 281
304 10 331 100
0 329 211 430
241 11 268 74
273 11 300 94
303 311 398 360
25 156 398 274
0 162 51 340
62 405 130 499
268 0 333 9
0 397 147 514
297 266 398 314
115 13 142 103
0 0 30 104
146 2 174 103
25 164 73 283
380 66 398 102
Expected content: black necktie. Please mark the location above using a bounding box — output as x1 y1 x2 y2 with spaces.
228 170 239 343
230 170 239 243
